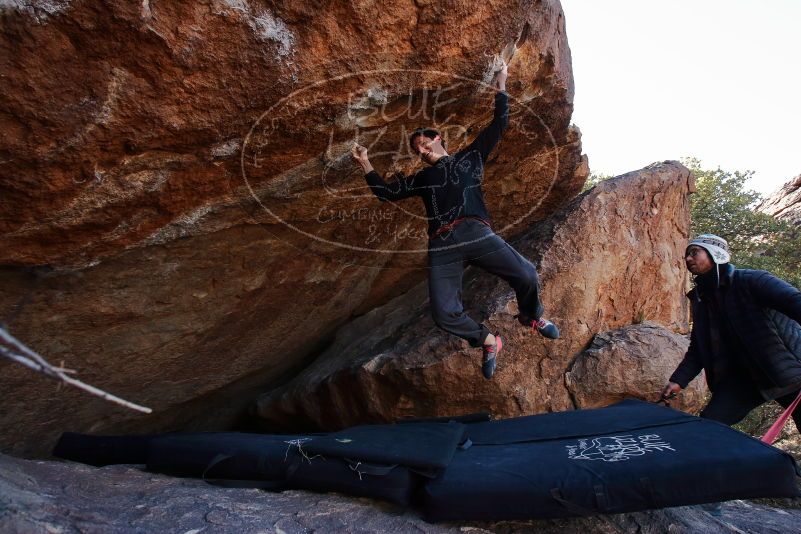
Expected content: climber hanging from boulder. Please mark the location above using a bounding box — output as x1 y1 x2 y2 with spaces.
350 60 559 380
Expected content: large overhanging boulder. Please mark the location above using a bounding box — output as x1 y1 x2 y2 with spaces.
0 1 585 456
255 161 696 428
1 0 582 267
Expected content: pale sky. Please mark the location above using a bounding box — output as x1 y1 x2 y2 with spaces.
560 0 801 196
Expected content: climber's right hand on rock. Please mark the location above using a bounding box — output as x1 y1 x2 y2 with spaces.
351 143 369 165
493 61 508 92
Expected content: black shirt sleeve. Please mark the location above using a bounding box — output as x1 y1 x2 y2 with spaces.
363 170 418 202
465 91 509 161
669 327 704 389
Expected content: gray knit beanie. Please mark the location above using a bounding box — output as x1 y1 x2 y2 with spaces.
687 234 730 265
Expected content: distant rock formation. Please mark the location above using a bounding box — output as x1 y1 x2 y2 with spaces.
759 174 801 227
255 161 702 429
0 1 586 456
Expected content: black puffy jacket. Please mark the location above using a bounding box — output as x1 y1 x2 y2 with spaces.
670 265 801 399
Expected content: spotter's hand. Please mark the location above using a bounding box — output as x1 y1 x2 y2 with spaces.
661 382 682 400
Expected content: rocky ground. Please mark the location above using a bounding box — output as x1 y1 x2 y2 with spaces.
2 444 800 534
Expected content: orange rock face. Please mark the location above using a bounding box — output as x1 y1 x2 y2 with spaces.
0 1 584 455
255 162 696 429
0 0 581 266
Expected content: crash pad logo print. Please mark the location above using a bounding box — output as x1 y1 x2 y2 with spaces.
566 434 675 462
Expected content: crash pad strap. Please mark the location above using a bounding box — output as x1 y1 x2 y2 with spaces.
344 459 398 477
640 477 658 509
550 488 598 516
199 453 283 489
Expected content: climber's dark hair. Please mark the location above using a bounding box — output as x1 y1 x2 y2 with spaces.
409 128 445 151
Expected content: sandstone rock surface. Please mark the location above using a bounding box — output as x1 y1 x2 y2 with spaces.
1 0 584 267
565 322 706 412
759 174 801 227
2 453 800 533
0 1 586 456
256 161 695 429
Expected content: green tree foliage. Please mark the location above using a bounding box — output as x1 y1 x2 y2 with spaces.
581 171 613 192
684 157 801 288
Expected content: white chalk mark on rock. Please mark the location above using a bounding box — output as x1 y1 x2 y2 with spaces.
211 138 242 158
0 0 71 23
219 0 295 57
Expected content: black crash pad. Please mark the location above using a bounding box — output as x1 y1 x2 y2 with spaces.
54 422 467 507
53 400 800 520
422 400 801 521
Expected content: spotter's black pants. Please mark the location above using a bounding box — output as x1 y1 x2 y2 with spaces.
700 373 801 431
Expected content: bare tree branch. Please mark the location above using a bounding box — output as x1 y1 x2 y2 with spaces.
0 327 153 414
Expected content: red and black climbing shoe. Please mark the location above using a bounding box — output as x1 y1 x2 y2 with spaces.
516 314 560 339
534 318 560 339
482 335 502 379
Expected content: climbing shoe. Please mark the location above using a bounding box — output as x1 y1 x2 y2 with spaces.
517 313 560 339
482 335 502 379
534 318 560 339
